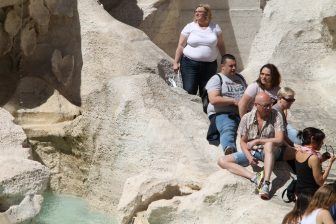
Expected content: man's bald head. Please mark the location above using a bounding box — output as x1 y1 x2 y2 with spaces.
254 92 273 118
255 92 272 105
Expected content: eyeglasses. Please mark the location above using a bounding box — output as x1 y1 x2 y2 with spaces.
282 97 296 103
256 103 272 109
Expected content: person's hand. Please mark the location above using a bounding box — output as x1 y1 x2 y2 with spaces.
247 139 259 150
329 155 336 164
173 62 180 74
247 154 258 166
233 99 239 106
322 152 331 162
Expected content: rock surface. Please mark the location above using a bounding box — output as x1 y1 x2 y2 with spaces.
0 108 50 223
118 163 294 224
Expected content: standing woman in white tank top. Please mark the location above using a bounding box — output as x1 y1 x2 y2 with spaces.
300 183 336 224
173 4 225 96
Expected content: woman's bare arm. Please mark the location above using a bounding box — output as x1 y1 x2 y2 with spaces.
238 93 252 118
310 155 335 186
173 35 187 73
217 33 225 56
317 209 334 224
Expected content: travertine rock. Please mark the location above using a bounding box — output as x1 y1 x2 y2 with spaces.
0 108 50 223
5 194 43 224
51 49 75 86
29 0 50 26
4 10 21 36
0 158 49 204
142 168 292 224
0 26 12 56
0 109 26 149
20 21 37 56
117 172 201 224
0 0 22 8
0 214 11 224
0 0 82 108
45 0 75 17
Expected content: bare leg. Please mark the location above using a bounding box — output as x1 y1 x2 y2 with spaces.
218 155 254 179
263 142 276 182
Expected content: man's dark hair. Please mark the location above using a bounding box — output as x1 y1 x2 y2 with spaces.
221 54 236 64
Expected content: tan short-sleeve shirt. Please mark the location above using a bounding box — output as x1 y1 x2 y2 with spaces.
238 108 285 141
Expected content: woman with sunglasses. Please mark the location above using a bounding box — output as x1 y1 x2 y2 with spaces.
273 87 300 146
295 127 336 196
238 64 281 117
173 4 225 96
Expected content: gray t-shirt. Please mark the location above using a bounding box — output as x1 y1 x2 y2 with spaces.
205 73 247 116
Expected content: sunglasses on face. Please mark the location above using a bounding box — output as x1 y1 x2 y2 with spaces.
282 97 296 103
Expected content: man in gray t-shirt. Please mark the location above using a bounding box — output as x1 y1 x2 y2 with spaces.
205 54 247 155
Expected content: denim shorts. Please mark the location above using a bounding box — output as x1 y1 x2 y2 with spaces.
232 147 285 167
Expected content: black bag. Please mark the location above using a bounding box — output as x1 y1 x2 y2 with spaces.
201 74 223 113
206 114 220 146
282 179 297 203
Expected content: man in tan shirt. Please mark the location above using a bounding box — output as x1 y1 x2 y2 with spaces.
218 92 295 200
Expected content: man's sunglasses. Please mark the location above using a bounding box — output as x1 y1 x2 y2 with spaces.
282 97 296 103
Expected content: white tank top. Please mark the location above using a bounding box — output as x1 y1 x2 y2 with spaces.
300 209 321 224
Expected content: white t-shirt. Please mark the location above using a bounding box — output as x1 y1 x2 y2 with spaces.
181 22 222 62
206 73 247 116
244 82 280 111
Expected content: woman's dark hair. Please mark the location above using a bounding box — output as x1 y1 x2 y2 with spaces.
282 192 312 224
297 127 325 146
256 63 281 89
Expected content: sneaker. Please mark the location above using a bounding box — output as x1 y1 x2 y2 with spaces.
252 171 264 190
224 146 235 155
259 183 270 200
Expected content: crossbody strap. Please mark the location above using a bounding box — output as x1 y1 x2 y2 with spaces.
216 73 223 95
236 73 248 88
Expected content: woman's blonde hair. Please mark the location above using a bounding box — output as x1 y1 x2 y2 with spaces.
277 87 295 99
305 183 336 216
194 4 212 22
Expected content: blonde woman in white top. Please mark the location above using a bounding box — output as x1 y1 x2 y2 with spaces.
173 4 225 96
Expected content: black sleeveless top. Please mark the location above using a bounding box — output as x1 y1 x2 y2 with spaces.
295 154 320 195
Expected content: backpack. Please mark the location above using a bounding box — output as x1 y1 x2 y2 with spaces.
201 74 223 113
282 179 297 203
